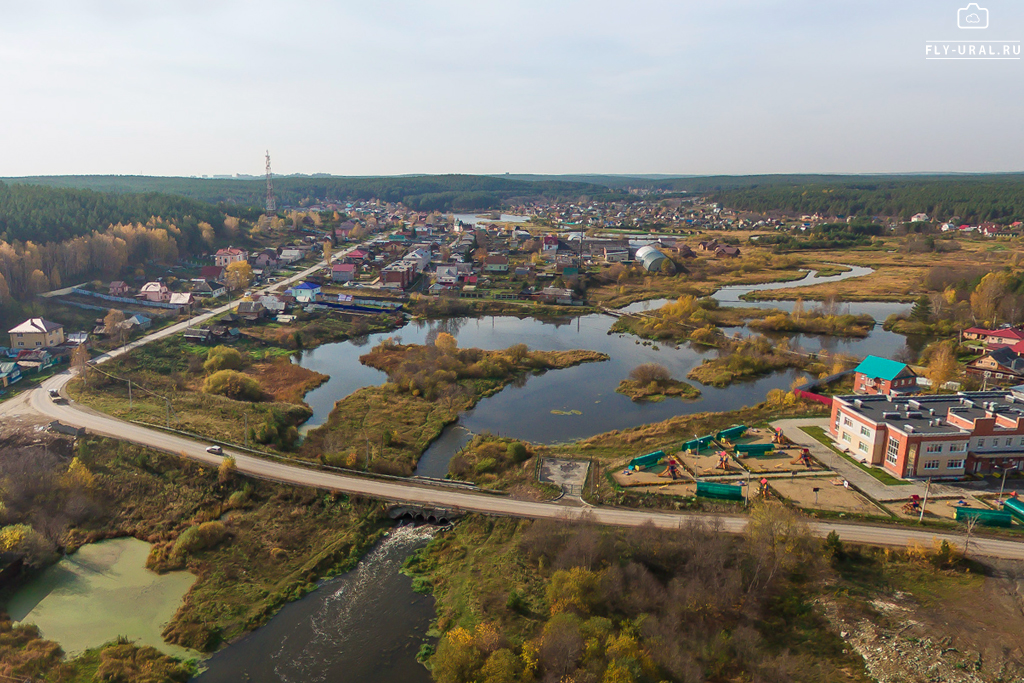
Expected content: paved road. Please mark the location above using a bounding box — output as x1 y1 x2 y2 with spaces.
5 244 1024 559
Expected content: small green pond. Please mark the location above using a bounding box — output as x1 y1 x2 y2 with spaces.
7 537 196 658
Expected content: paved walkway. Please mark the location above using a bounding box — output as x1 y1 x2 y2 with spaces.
772 418 965 503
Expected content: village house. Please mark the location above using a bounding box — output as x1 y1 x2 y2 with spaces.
603 247 629 263
253 249 280 269
830 387 1024 478
8 318 65 349
236 301 266 322
287 281 322 303
435 264 461 286
331 263 357 283
279 248 304 264
403 247 432 273
381 261 416 290
214 247 248 268
169 292 194 307
483 254 510 273
967 347 1024 385
963 326 1024 346
191 279 227 298
852 356 920 397
138 281 171 303
0 362 22 387
108 281 130 297
715 245 741 258
335 221 356 240
200 265 226 281
258 295 288 313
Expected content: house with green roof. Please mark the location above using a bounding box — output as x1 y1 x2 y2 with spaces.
853 355 919 396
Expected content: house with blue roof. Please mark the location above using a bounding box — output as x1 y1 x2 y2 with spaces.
853 355 919 396
285 281 321 303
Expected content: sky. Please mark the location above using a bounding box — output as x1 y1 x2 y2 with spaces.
0 0 1022 177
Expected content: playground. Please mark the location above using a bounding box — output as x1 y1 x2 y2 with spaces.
885 495 990 521
678 449 743 477
768 476 880 515
611 451 693 488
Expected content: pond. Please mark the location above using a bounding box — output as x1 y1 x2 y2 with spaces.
295 266 915 477
193 525 436 683
6 537 196 659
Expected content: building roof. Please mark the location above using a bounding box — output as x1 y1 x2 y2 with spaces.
215 247 246 256
854 355 910 382
140 281 167 293
291 281 321 290
332 263 356 272
8 318 62 334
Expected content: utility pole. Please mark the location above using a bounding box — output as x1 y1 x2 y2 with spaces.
919 477 931 523
244 413 249 448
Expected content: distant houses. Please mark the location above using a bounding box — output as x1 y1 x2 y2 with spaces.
138 281 171 303
214 247 248 268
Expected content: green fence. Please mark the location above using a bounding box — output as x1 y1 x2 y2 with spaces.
696 481 744 502
955 507 1014 527
735 443 775 455
629 451 665 469
681 436 714 453
716 425 747 441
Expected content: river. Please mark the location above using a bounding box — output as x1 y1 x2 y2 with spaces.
193 525 436 683
296 266 914 478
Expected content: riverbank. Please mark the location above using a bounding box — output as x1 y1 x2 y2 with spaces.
300 340 609 475
0 427 390 660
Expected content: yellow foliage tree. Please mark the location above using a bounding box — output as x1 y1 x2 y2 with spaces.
226 261 253 291
66 457 96 489
435 332 458 354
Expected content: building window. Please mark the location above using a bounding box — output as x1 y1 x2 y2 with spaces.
925 443 943 453
858 441 868 452
860 425 871 438
949 443 966 453
841 432 851 442
947 459 965 469
1008 438 1014 447
923 460 940 470
978 438 986 447
886 437 899 464
843 417 852 427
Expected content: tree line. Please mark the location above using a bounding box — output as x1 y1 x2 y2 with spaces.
3 175 625 212
709 177 1024 223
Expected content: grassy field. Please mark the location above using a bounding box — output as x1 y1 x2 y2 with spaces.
614 377 701 402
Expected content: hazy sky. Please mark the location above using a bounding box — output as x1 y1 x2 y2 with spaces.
1 0 1021 176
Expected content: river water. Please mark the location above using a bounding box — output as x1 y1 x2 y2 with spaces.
295 266 914 478
194 526 436 683
204 266 914 681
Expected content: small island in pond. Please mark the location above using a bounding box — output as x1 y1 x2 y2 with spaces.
615 363 701 402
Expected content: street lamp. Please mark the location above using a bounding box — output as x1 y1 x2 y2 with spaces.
997 463 1018 503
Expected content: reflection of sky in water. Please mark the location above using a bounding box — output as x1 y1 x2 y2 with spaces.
295 266 918 474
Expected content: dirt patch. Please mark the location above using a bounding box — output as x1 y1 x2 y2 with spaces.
246 358 328 404
769 477 881 515
886 496 988 521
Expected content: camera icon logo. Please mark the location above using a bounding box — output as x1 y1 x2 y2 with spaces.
958 3 989 29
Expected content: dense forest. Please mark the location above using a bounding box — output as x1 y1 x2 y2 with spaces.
3 175 622 212
0 182 259 303
0 182 260 244
708 177 1024 223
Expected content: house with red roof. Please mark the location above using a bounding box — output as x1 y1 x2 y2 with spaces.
214 247 248 268
964 326 1024 346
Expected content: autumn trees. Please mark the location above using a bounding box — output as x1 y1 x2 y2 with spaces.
225 261 254 291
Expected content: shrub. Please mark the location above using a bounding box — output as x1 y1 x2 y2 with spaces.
629 363 670 385
203 370 263 401
507 442 529 463
173 521 228 558
218 456 236 484
203 346 244 373
475 457 498 474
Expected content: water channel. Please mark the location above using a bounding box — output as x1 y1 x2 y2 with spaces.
193 525 436 683
296 266 914 478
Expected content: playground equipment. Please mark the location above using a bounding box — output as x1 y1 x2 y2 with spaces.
696 481 744 502
735 443 775 456
716 451 730 471
772 428 792 446
682 435 715 453
955 506 1014 528
1003 496 1024 523
628 450 665 470
757 478 771 499
901 494 922 515
789 448 813 468
657 457 684 480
